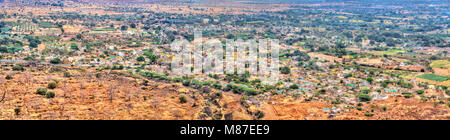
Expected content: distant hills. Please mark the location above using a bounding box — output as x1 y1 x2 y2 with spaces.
2 0 448 5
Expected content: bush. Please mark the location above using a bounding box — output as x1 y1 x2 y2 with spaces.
63 72 71 77
398 81 414 88
136 56 145 62
416 89 425 94
46 91 55 98
289 84 299 89
70 43 79 50
12 64 25 71
359 94 372 102
280 66 291 74
366 77 374 83
14 108 20 115
50 58 61 64
36 87 47 95
254 110 265 119
402 92 412 98
364 112 373 117
245 88 259 96
179 95 187 103
213 83 222 89
219 84 229 91
48 82 57 89
182 80 191 86
5 75 12 80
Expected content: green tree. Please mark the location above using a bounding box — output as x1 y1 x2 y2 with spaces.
46 91 55 98
366 77 374 84
48 82 57 89
359 94 372 102
280 66 291 74
121 25 128 31
130 23 136 28
36 87 47 95
70 43 79 50
179 95 187 103
289 84 299 89
416 89 425 94
50 58 61 64
136 56 145 62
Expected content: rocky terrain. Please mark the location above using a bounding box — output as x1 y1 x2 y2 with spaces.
1 65 448 120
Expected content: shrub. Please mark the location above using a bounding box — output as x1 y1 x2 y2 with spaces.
223 84 232 91
201 81 212 86
319 89 326 94
173 77 182 82
36 87 47 95
179 95 187 103
70 43 79 50
366 77 374 83
364 112 373 117
416 89 425 94
183 80 191 86
63 72 71 77
14 108 20 115
5 75 12 80
50 58 61 64
397 81 414 88
289 84 299 89
46 91 55 98
382 106 387 111
245 88 259 96
136 56 145 62
255 110 265 119
213 83 222 89
358 94 372 102
12 64 25 71
48 82 57 89
402 92 412 98
280 66 291 74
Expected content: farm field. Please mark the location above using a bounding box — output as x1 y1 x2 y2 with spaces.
417 74 450 82
431 60 450 68
372 49 406 56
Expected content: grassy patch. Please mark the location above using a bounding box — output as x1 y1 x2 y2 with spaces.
93 28 115 31
417 74 450 82
430 60 450 68
39 36 60 42
374 49 405 55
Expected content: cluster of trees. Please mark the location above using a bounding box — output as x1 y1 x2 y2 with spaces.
0 46 23 53
0 37 22 46
282 50 310 62
24 36 41 48
224 84 260 96
50 58 61 64
143 51 159 63
0 21 5 28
